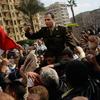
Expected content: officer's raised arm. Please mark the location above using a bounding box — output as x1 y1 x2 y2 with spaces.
25 26 44 39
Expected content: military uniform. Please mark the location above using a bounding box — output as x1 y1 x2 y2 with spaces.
25 26 76 57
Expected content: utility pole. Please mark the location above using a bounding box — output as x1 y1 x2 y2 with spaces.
67 0 77 23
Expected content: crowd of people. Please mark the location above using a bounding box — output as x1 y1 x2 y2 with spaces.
0 13 100 100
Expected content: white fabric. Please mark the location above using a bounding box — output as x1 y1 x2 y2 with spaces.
27 78 34 87
0 49 4 56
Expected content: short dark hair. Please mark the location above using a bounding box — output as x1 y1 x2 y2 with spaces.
45 12 55 19
66 60 88 87
43 51 55 58
62 47 73 58
96 53 100 65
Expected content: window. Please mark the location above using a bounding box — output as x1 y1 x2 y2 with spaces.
10 28 14 33
16 28 19 32
9 0 12 2
10 5 13 10
7 28 10 33
5 5 9 10
5 20 8 25
0 20 3 25
17 35 20 40
12 12 15 17
14 20 16 25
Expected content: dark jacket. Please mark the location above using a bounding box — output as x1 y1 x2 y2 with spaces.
25 26 76 56
0 72 6 90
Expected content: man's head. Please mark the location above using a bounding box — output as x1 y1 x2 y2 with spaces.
44 13 55 28
44 51 56 64
72 96 88 100
0 92 15 100
88 35 99 50
27 94 40 100
29 85 49 100
66 60 88 87
40 67 59 88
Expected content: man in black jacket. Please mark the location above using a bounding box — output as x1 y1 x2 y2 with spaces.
25 13 76 59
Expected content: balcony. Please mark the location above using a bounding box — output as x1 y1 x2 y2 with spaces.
6 25 13 28
4 16 12 20
2 9 10 12
1 1 8 5
17 17 23 20
14 2 19 6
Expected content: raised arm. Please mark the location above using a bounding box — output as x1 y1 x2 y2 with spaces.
25 27 45 39
62 27 76 50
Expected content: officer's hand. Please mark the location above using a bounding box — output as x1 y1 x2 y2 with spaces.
75 46 85 59
25 26 33 33
43 64 54 68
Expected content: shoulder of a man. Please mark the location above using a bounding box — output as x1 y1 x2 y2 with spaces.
58 25 66 29
57 25 67 32
41 27 48 30
57 26 67 35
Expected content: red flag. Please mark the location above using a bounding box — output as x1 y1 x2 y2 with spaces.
0 26 20 50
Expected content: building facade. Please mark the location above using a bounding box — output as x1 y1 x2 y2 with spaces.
73 8 100 33
0 0 41 41
0 0 26 41
90 9 100 30
23 13 41 32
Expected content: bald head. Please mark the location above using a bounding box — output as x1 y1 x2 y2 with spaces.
72 96 88 100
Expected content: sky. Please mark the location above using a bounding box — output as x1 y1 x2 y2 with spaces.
41 0 100 17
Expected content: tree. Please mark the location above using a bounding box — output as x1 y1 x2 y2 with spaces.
67 0 77 23
17 0 45 32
